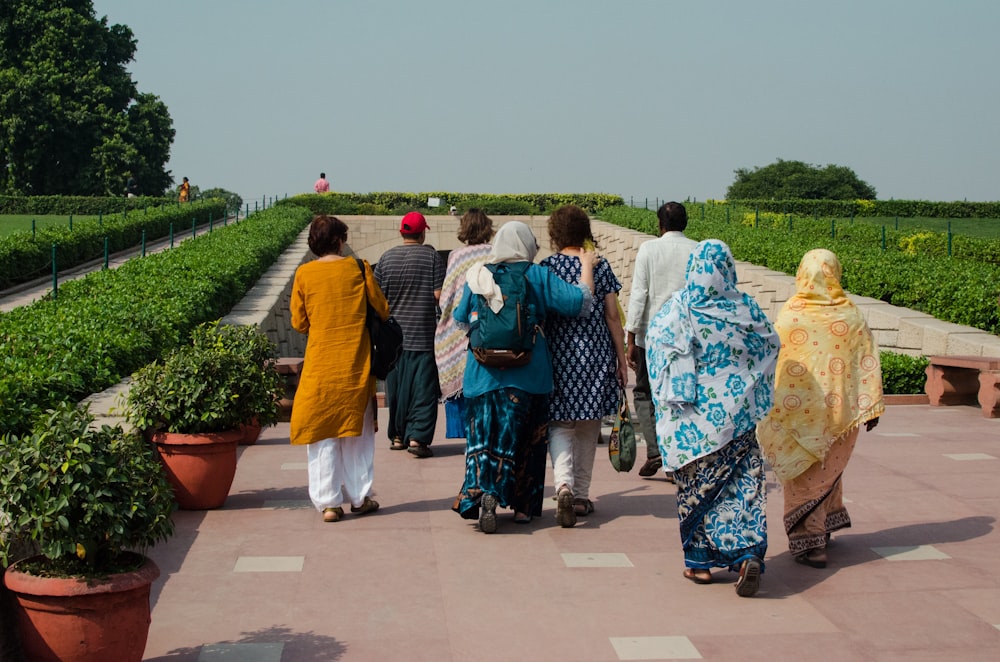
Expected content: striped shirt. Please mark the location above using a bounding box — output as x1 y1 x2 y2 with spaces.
374 243 445 351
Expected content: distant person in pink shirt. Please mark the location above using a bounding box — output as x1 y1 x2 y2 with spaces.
314 172 330 193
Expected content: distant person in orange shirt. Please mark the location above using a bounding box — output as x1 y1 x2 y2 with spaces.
178 177 191 202
314 172 330 193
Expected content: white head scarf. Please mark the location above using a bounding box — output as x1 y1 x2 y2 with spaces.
466 221 539 313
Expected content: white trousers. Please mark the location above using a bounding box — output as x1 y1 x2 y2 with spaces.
306 401 375 511
548 419 601 500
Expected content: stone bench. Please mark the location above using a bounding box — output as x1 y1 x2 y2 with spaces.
925 355 1000 418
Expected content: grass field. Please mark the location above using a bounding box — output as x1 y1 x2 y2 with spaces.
0 214 100 237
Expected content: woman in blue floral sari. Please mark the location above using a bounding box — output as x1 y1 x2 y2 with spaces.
645 239 779 597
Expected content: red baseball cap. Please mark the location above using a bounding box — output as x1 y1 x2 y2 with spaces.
400 211 429 233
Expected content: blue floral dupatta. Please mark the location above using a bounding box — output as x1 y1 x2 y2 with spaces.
645 240 779 471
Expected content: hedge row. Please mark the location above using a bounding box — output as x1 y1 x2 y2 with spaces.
0 204 313 437
598 206 1000 335
720 198 1000 219
0 200 228 288
0 195 174 215
277 192 625 217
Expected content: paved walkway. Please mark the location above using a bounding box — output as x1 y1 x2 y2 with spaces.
142 400 1000 661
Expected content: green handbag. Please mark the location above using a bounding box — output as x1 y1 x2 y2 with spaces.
608 387 637 472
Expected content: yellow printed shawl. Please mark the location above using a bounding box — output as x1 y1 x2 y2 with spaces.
757 249 884 481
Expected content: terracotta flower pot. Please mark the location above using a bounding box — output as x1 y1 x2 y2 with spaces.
3 555 159 662
151 429 241 510
237 418 262 446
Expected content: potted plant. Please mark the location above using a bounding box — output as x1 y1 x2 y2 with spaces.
0 402 175 662
123 321 283 509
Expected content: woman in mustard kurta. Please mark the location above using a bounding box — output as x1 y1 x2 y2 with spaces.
290 215 390 522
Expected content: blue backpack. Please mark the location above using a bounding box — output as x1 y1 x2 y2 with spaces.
468 262 538 368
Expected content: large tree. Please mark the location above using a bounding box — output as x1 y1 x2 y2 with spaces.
0 0 174 196
726 159 877 200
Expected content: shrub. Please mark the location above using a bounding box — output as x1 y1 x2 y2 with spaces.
880 352 929 395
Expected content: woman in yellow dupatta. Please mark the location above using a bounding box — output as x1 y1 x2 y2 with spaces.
757 249 884 568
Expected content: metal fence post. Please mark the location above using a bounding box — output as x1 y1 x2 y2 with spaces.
51 244 58 299
141 229 146 257
104 237 109 269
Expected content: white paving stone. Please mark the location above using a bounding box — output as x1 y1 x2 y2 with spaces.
198 643 283 661
562 552 633 568
610 636 702 660
233 556 305 572
871 545 951 561
943 453 997 461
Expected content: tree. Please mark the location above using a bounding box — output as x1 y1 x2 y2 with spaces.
199 187 243 212
726 159 877 200
0 0 174 196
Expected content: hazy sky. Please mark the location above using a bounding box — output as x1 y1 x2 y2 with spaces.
91 0 1000 205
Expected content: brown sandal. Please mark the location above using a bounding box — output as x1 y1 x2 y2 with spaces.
390 438 407 451
322 507 344 523
683 568 712 584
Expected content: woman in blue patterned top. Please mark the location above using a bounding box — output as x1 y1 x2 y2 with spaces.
645 239 779 597
541 205 628 527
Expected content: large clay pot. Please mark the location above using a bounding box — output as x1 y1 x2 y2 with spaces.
151 429 241 510
4 555 159 662
237 418 262 446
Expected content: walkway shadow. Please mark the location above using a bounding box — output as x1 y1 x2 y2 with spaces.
145 625 346 661
764 515 996 598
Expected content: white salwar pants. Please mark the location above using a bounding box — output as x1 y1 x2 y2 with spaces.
306 401 375 511
548 419 601 500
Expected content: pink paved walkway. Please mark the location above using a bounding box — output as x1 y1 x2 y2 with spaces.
141 400 1000 661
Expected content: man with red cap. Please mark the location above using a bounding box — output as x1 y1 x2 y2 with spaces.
374 212 446 457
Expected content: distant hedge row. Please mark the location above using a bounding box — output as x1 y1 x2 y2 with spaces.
278 192 625 217
0 195 174 215
0 200 228 288
723 198 1000 219
0 204 313 437
598 205 1000 336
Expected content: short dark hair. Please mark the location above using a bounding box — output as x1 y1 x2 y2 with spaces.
457 208 493 245
320 172 326 178
657 201 687 232
308 214 348 257
547 204 595 251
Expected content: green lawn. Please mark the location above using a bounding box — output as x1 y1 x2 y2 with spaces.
845 216 1000 239
0 214 100 237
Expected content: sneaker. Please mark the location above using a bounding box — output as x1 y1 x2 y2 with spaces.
479 494 498 534
638 457 663 477
735 556 762 597
350 497 380 516
556 487 576 528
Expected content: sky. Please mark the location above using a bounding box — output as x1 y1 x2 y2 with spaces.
90 0 1000 206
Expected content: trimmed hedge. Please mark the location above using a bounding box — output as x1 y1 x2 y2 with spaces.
598 205 1000 336
880 352 930 395
0 205 313 437
277 192 625 216
0 200 227 288
0 195 173 215
720 198 1000 219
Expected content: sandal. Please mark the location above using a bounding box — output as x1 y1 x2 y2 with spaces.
407 441 433 458
794 549 827 569
683 568 712 584
513 512 532 524
350 497 380 516
556 486 576 528
322 507 344 523
390 438 407 451
573 498 595 516
479 494 498 534
735 556 762 597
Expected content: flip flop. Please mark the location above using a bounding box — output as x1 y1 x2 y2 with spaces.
683 568 712 585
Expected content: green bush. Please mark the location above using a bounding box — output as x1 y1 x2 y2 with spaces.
0 195 172 215
880 352 929 395
277 192 625 216
0 205 312 437
0 199 228 288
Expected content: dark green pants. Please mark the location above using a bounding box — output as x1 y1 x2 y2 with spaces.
385 350 440 446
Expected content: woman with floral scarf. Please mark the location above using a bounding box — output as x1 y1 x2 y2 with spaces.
646 239 779 597
757 249 883 569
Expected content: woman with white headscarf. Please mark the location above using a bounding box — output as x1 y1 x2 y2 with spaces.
451 221 596 533
646 239 779 597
